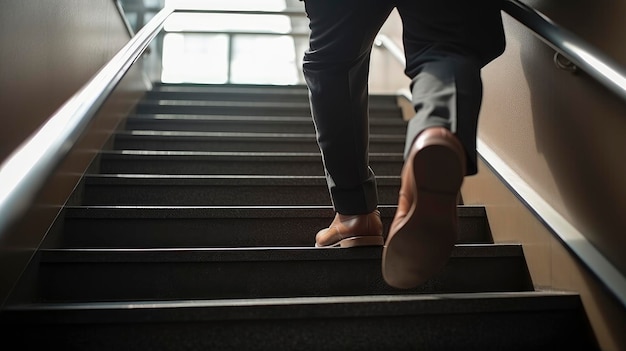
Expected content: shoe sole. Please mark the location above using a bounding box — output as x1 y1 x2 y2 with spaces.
382 139 464 289
316 235 384 248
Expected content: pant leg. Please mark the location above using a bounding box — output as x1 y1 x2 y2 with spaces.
396 0 505 175
302 0 394 214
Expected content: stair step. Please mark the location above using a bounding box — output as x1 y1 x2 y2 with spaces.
78 175 401 206
111 131 405 153
51 205 492 248
124 114 407 134
145 86 399 107
134 100 402 118
33 245 532 302
2 292 598 350
146 87 312 103
97 151 403 176
153 83 312 95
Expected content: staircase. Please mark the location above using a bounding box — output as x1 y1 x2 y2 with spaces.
1 83 599 350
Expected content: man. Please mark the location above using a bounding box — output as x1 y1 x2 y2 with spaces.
302 0 505 289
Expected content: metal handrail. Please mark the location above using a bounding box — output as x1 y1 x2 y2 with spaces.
0 6 174 240
501 0 626 103
114 0 136 37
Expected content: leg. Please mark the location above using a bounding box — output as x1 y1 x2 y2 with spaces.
302 0 393 247
382 0 505 288
302 0 394 215
398 0 504 173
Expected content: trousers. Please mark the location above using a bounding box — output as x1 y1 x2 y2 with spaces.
302 0 506 215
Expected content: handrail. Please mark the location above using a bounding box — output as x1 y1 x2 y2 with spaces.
114 0 136 37
0 6 174 240
501 0 626 103
374 35 406 66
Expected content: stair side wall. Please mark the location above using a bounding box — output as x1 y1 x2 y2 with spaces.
0 0 148 307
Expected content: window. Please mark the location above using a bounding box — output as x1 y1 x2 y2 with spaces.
160 0 305 85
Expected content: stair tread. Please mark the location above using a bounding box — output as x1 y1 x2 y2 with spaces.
3 291 597 350
113 130 405 141
83 174 399 184
5 291 582 318
39 244 522 262
138 99 398 111
152 83 310 93
33 244 532 301
54 205 491 248
134 99 401 118
127 113 406 125
62 204 485 218
100 150 403 159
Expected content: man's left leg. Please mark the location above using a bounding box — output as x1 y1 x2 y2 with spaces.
302 0 394 247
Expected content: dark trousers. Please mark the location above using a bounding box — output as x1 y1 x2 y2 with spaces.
302 0 506 215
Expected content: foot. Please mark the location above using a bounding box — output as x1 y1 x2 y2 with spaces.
382 127 466 289
315 210 384 248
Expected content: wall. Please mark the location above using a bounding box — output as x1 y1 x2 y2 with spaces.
0 0 147 306
478 0 626 281
370 10 412 94
466 1 626 350
0 0 133 162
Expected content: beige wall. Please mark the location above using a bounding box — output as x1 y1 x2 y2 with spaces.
479 1 626 276
474 2 626 350
370 10 411 94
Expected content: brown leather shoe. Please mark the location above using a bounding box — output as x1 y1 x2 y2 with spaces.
315 210 384 248
382 127 466 289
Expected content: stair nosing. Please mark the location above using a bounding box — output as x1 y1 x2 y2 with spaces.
113 130 405 141
126 113 407 126
38 244 523 263
4 291 583 322
62 205 485 219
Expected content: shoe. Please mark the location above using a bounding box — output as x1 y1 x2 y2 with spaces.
315 210 384 248
382 127 466 289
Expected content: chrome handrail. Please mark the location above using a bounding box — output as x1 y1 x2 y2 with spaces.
0 6 174 240
114 0 136 37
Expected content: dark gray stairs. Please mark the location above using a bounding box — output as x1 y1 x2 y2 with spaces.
1 83 599 350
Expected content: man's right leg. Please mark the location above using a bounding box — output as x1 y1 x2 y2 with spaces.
302 0 393 247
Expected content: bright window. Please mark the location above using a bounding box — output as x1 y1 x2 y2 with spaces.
160 0 304 85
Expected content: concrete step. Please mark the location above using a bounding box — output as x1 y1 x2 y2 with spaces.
97 151 403 176
152 83 311 96
146 84 399 108
2 292 599 350
50 205 492 248
123 114 407 134
111 131 405 153
134 99 402 118
77 175 401 206
32 245 532 302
